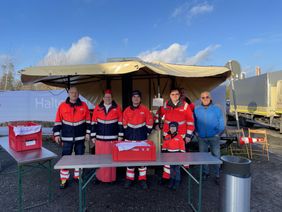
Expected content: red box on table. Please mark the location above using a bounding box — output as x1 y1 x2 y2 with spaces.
112 140 156 161
8 122 42 152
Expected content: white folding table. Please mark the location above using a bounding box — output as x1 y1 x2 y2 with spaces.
54 152 222 212
0 137 57 212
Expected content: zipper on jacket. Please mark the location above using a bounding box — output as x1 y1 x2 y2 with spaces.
204 107 207 138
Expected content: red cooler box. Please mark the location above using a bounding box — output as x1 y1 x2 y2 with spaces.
112 140 156 161
8 122 42 152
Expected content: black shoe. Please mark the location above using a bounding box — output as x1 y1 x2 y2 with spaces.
60 180 68 189
73 177 80 183
172 180 180 190
215 177 220 185
202 173 209 181
159 178 169 185
139 180 148 190
167 179 174 189
124 180 132 189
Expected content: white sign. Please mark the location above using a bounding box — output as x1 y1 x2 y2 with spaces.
0 90 94 122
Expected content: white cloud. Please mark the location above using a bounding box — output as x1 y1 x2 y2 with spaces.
189 2 214 17
185 44 220 65
138 43 187 64
138 43 220 65
171 1 214 24
38 36 94 66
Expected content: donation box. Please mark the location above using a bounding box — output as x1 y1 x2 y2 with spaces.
113 140 156 161
8 122 42 152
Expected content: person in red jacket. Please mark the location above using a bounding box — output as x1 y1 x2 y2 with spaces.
91 89 123 183
53 87 91 189
155 88 194 182
123 90 153 190
162 122 185 190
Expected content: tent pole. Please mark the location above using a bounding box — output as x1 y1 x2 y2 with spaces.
157 76 160 98
106 77 111 89
122 74 132 110
229 62 240 130
149 78 152 109
67 76 70 90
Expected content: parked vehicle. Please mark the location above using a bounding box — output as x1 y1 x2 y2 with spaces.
229 70 282 132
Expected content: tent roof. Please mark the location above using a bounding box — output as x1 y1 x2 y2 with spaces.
20 60 231 105
21 60 231 86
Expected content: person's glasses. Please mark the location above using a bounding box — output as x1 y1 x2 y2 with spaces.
201 96 210 99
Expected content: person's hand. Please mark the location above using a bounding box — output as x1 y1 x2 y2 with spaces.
185 137 191 144
54 136 61 144
155 124 160 130
92 138 96 145
85 134 90 141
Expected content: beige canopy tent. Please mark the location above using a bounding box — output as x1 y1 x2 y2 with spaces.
20 59 231 108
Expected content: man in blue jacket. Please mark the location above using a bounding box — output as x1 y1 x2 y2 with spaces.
194 91 225 185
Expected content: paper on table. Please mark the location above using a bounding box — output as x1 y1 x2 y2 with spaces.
13 125 41 136
116 141 150 151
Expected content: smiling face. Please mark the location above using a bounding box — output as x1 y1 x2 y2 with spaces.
68 87 79 103
169 126 177 134
103 93 112 105
132 95 141 106
200 91 211 106
170 90 180 104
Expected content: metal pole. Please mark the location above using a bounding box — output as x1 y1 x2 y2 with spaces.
157 76 160 98
18 165 23 212
157 76 162 152
67 76 70 90
48 160 52 203
229 61 240 130
79 168 83 212
198 165 203 212
188 167 192 205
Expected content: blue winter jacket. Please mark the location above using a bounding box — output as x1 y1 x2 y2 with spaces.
194 103 225 138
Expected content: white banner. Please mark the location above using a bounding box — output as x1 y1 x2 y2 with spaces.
0 90 94 122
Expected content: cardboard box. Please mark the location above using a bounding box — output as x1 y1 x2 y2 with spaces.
8 122 42 152
112 140 156 161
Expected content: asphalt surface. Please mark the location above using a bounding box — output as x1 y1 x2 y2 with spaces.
0 133 282 212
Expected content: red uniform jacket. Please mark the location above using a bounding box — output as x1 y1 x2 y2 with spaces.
155 100 194 138
123 104 153 141
162 133 185 152
53 98 91 142
91 100 123 141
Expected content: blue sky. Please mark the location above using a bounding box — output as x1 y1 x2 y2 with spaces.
0 0 282 77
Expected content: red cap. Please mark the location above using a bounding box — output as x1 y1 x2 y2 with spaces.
104 89 112 94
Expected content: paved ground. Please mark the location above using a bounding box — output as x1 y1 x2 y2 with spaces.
0 132 282 212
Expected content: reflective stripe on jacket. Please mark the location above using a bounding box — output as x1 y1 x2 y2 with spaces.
162 133 185 152
123 104 153 141
156 100 195 138
91 100 123 141
53 98 91 142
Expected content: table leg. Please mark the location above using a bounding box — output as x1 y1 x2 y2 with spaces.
18 165 23 212
79 168 83 212
188 167 191 205
48 160 52 203
83 184 86 210
198 165 203 212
